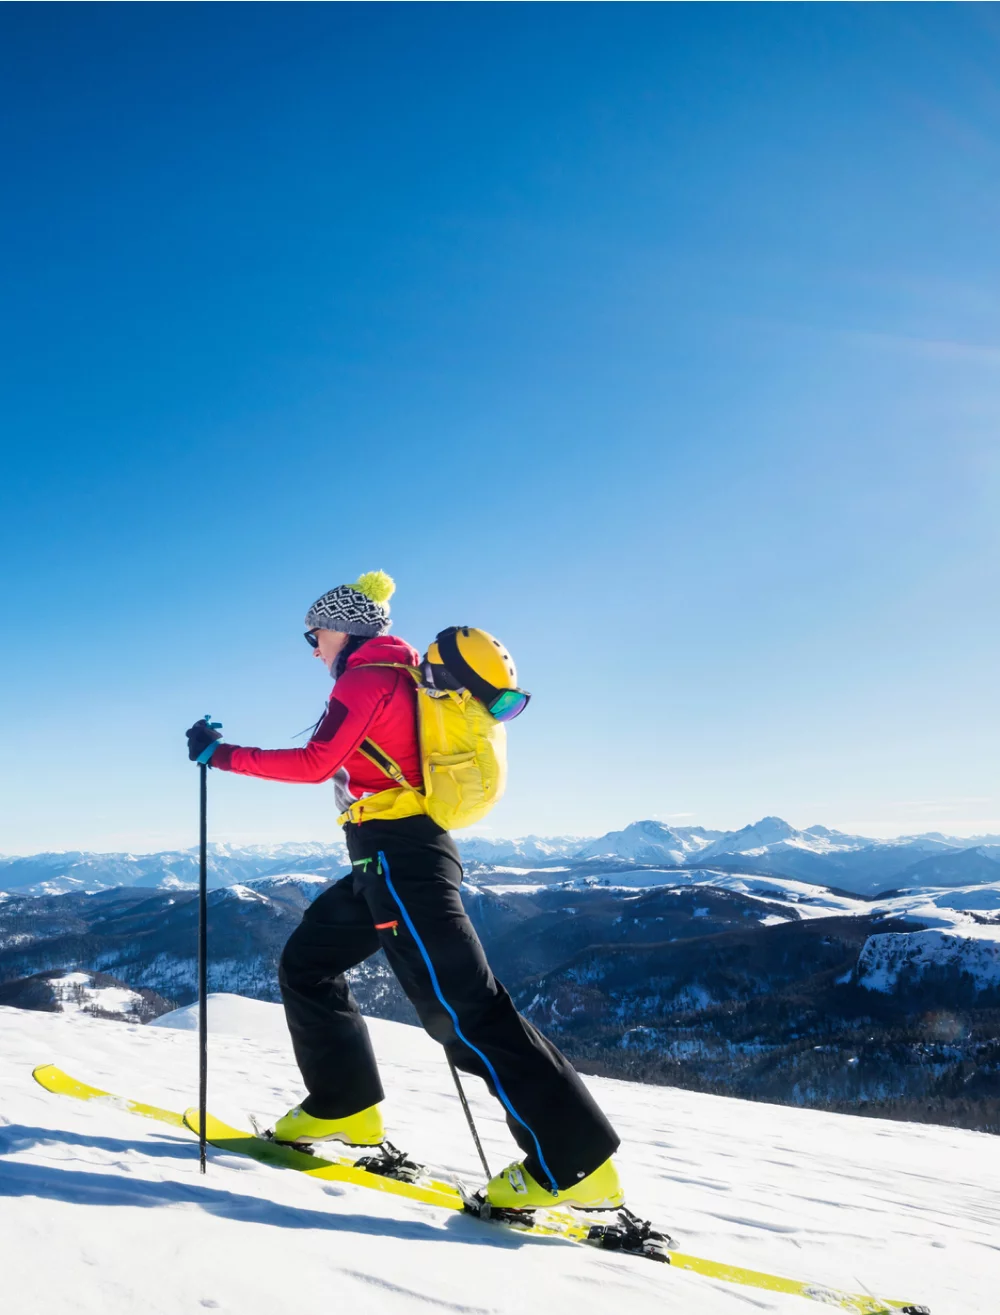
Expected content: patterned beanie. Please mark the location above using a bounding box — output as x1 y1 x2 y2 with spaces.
304 570 396 637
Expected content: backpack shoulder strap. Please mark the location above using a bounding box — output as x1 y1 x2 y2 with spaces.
350 664 422 790
352 661 419 674
351 661 421 684
357 737 416 790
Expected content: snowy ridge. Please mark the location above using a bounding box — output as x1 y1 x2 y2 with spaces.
149 991 293 1042
2 996 995 1312
208 884 270 905
856 887 1000 995
242 873 332 897
857 927 1000 994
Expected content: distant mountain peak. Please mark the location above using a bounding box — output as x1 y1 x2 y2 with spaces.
5 821 1000 900
754 816 797 837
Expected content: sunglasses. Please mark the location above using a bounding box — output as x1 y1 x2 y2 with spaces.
487 688 531 722
304 630 319 648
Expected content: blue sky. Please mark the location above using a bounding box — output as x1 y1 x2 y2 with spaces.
2 4 998 853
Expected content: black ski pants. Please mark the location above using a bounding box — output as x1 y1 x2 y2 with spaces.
278 814 619 1191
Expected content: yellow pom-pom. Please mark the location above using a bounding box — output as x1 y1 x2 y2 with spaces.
353 569 396 607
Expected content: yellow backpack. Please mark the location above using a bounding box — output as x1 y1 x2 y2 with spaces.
336 665 507 831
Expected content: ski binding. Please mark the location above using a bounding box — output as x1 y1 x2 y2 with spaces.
249 1116 426 1184
459 1186 675 1261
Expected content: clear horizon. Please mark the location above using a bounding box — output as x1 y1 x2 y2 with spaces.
2 7 998 853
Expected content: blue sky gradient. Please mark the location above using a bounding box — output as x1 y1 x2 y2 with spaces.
2 4 998 852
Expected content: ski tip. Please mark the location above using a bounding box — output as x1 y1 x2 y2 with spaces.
183 1108 202 1135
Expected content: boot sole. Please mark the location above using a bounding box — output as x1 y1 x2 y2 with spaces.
280 1136 386 1148
487 1194 626 1211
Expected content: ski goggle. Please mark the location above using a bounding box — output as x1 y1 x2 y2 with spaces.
304 630 320 648
487 688 531 722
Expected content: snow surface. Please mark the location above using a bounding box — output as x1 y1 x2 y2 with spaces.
1 996 996 1313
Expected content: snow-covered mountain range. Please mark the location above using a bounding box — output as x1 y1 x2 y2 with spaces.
0 841 349 897
4 817 1000 897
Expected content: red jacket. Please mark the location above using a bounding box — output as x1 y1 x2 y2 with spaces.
211 635 422 813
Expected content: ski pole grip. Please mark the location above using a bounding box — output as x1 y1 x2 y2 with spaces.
196 714 224 765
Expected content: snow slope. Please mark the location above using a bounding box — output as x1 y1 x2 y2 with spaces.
2 996 996 1314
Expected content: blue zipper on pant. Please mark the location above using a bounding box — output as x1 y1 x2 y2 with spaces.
378 849 559 1195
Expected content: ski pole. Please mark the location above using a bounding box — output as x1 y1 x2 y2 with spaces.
446 1053 492 1180
195 715 221 1174
198 755 208 1173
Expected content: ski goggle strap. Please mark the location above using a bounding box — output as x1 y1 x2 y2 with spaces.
435 627 531 722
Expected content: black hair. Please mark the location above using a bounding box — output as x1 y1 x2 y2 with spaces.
333 632 369 681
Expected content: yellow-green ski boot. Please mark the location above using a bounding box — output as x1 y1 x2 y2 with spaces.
486 1156 625 1210
272 1103 385 1147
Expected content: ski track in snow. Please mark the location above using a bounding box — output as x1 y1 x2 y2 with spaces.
0 996 995 1314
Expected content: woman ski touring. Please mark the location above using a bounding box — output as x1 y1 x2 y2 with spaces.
185 570 622 1209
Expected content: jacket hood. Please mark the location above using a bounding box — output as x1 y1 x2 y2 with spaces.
346 634 420 670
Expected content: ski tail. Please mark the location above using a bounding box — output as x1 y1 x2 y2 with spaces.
31 1064 186 1128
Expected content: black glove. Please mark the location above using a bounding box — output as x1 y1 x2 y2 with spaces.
186 718 223 763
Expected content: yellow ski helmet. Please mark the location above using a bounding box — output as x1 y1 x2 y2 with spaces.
424 627 530 721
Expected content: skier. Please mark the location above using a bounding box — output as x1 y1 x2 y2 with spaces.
185 570 622 1209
